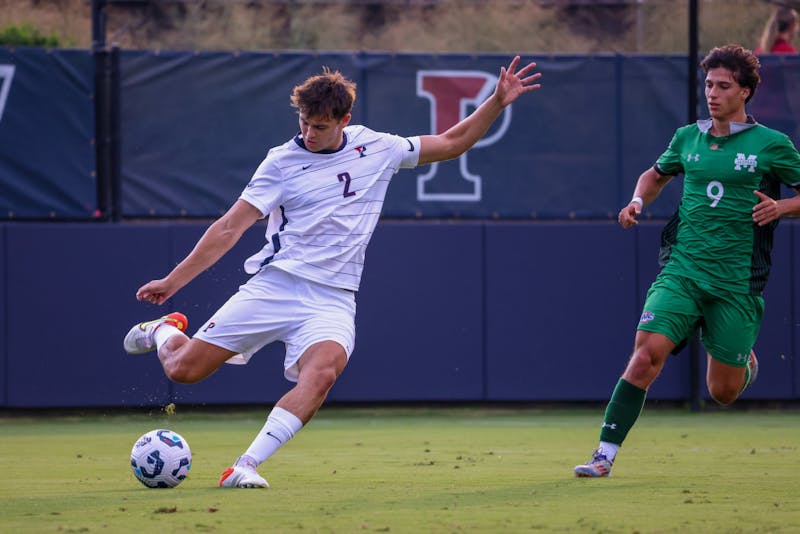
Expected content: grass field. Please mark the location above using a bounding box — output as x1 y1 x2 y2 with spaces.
1 406 798 533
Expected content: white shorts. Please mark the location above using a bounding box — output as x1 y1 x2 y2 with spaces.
193 266 356 382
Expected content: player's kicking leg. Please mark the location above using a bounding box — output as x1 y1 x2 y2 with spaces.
125 312 239 384
123 312 188 354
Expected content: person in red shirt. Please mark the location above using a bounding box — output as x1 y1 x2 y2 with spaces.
757 6 798 54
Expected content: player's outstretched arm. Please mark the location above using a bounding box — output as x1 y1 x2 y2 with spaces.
417 55 541 166
136 199 263 305
618 167 673 229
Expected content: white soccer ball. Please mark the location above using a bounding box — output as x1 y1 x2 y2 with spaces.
130 429 192 488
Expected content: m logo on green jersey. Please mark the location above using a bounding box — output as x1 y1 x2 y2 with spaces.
734 153 758 173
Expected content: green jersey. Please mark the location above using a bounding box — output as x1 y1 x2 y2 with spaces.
656 118 800 295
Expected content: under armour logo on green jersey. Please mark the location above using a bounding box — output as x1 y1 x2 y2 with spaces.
734 153 758 173
686 153 699 162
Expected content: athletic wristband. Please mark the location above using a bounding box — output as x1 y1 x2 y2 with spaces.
630 196 643 206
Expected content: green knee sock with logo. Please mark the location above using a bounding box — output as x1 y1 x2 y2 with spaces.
599 378 647 445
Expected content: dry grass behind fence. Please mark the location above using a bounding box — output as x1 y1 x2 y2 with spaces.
0 0 782 54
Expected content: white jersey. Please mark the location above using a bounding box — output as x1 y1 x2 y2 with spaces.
240 125 421 291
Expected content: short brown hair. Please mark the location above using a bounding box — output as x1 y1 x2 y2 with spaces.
700 44 761 104
290 67 356 121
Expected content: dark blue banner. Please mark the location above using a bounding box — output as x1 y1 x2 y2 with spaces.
120 51 695 219
2 50 798 220
0 48 95 219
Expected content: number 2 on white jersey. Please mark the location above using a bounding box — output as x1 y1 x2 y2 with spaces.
338 172 356 198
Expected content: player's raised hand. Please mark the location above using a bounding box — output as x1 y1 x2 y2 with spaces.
494 56 542 107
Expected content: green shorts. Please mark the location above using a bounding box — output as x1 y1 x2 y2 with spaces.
638 273 764 367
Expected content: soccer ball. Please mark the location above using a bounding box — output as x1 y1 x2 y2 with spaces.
130 429 192 488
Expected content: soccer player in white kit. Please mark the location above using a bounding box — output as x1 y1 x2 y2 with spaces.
123 56 541 488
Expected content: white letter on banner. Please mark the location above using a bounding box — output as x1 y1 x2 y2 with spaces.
0 65 15 123
415 70 512 202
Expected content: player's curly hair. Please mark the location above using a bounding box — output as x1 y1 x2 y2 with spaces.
290 66 356 121
700 44 761 104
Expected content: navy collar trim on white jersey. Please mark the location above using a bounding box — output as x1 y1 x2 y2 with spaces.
293 132 349 154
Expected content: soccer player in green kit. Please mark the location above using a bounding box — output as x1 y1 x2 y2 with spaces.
574 44 800 477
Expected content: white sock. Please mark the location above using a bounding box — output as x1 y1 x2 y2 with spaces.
242 407 304 465
599 441 620 462
154 324 183 349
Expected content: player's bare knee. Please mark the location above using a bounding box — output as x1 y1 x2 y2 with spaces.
708 383 739 405
164 360 204 384
304 366 339 393
319 366 340 389
624 350 660 384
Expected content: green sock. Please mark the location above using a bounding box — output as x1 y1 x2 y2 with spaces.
599 378 647 445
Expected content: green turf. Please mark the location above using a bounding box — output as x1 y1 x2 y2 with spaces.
0 406 798 533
